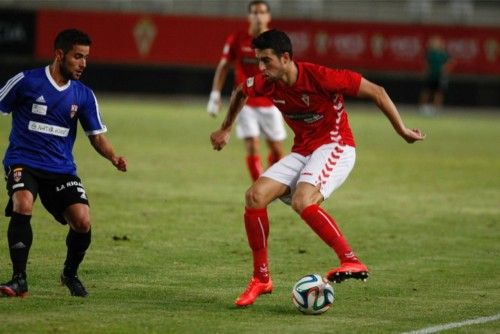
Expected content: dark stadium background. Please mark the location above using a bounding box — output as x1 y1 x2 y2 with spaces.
1 0 499 106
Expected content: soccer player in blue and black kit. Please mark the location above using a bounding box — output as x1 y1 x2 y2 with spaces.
0 29 127 297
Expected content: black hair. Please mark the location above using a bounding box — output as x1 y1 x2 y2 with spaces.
248 0 270 13
252 29 293 57
54 29 91 54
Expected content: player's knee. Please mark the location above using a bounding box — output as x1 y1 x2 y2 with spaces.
70 216 91 233
13 192 34 215
291 193 310 214
245 186 266 208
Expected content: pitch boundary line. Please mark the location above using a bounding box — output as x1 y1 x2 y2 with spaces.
401 313 500 334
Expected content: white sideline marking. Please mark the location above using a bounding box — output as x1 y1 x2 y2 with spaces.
401 313 500 334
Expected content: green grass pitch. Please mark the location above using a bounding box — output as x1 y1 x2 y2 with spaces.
0 97 498 333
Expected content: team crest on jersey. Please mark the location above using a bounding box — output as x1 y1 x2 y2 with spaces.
246 77 254 87
13 168 22 183
70 104 78 118
301 94 310 106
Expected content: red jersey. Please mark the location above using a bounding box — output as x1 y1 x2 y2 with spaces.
242 62 362 156
221 30 273 107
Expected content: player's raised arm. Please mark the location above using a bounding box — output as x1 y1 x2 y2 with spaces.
357 78 425 143
210 84 248 151
207 59 231 117
88 134 128 171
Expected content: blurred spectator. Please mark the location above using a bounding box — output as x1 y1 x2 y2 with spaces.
449 0 474 23
406 0 432 22
419 36 456 116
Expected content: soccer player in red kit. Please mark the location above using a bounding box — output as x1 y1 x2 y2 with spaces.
207 1 286 181
211 30 425 307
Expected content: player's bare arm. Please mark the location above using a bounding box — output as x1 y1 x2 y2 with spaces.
88 134 128 171
207 59 232 117
210 84 248 151
357 78 425 143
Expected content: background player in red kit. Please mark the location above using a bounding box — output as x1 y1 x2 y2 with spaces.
207 1 286 181
211 30 425 307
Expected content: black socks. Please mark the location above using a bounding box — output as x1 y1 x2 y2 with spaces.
7 212 33 277
64 228 91 277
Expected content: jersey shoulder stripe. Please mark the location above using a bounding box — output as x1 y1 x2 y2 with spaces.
85 90 107 135
0 72 25 101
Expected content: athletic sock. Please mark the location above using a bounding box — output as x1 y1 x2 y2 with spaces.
7 212 33 277
246 155 263 182
267 152 280 167
64 228 91 277
244 207 270 282
300 204 360 264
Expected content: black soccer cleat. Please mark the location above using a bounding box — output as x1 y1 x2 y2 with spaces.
326 262 369 283
60 273 88 297
0 273 28 297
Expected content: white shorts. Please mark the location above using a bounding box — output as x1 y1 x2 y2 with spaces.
262 143 356 205
235 105 287 141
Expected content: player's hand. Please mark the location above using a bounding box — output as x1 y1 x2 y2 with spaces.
210 128 231 151
400 127 426 143
207 91 221 117
112 156 128 172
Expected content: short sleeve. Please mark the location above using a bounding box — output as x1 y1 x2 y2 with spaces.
319 67 362 97
220 33 236 62
78 88 107 135
241 74 270 98
0 72 25 115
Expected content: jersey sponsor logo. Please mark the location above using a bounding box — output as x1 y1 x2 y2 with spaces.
246 77 254 87
31 103 47 115
35 95 46 103
272 99 286 104
301 94 310 106
56 180 84 192
286 112 324 124
28 121 69 137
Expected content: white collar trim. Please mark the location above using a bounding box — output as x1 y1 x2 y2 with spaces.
45 66 71 91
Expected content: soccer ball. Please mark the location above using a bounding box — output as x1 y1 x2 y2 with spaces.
292 274 334 315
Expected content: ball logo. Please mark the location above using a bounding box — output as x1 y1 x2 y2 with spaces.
292 274 334 315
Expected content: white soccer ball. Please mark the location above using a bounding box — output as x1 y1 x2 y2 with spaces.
292 274 334 315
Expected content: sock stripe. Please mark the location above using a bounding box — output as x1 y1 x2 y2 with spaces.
257 217 267 248
317 208 341 237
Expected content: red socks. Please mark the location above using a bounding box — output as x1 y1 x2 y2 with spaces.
246 155 262 182
267 152 280 167
301 204 360 264
244 207 270 282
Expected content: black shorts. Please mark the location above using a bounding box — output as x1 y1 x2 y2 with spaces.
4 165 90 224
